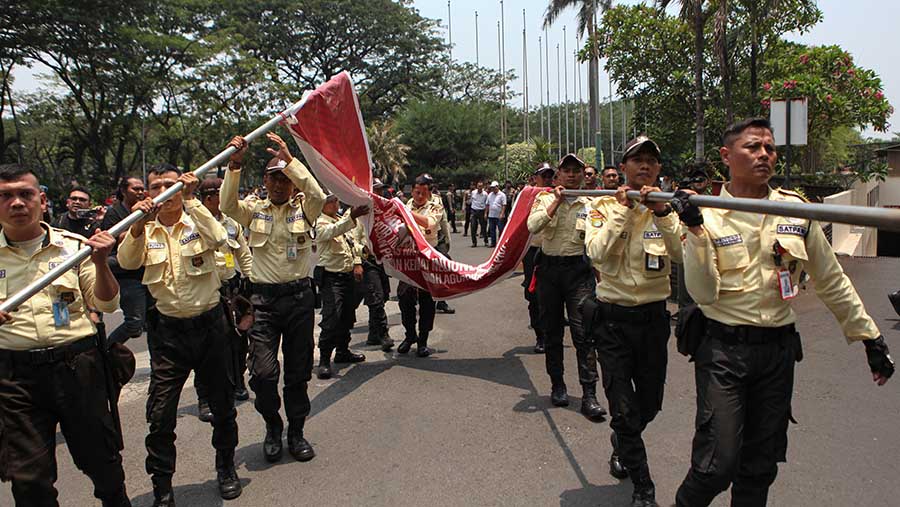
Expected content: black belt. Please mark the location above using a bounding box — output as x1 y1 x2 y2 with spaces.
158 304 224 331
540 255 587 266
322 270 354 279
708 319 795 345
0 335 97 366
251 278 312 298
598 300 667 323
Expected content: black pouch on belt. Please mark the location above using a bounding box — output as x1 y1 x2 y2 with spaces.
675 304 707 358
889 289 900 317
580 296 601 342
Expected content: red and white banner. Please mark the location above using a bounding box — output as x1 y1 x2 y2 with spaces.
283 72 539 299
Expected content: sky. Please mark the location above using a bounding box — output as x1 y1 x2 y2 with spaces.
10 0 900 139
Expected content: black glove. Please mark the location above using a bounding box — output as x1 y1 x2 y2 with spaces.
864 336 895 379
671 190 703 227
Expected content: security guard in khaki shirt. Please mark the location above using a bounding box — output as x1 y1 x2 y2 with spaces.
0 164 130 506
526 154 604 420
314 195 369 379
119 164 240 505
192 177 254 423
221 133 325 465
349 182 394 352
673 118 894 507
523 163 555 354
585 137 682 507
396 174 444 357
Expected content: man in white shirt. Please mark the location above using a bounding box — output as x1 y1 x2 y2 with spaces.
485 181 507 247
469 180 489 247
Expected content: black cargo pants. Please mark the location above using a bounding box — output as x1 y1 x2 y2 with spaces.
247 279 316 429
676 321 801 507
397 281 435 341
0 341 129 507
521 246 542 342
319 270 357 354
591 300 670 471
145 304 237 480
535 255 598 385
353 260 389 340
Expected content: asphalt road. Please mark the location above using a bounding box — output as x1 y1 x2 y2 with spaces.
2 235 899 507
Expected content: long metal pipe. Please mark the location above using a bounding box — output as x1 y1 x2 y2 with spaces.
1 99 307 312
561 189 900 232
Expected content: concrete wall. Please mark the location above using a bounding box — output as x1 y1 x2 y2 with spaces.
824 179 879 257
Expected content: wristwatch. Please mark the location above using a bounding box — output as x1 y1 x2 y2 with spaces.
653 204 673 217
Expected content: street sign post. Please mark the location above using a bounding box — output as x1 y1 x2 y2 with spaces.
770 97 808 189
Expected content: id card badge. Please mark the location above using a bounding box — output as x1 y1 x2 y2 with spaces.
287 245 298 261
52 299 71 327
777 268 797 300
224 252 235 269
645 253 662 271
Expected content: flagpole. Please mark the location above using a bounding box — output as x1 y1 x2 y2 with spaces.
545 27 551 147
0 99 308 313
539 35 544 139
475 11 479 66
573 49 578 154
560 189 900 232
522 9 528 142
563 26 569 155
447 0 452 59
556 43 561 159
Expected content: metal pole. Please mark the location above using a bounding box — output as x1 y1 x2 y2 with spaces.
475 11 479 66
522 9 528 142
563 26 569 154
560 189 900 231
447 0 452 59
578 48 585 151
608 75 614 164
557 43 561 159
572 50 577 154
0 99 307 313
539 35 544 139
141 116 147 183
545 28 551 146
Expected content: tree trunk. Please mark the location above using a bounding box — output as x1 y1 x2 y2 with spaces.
693 1 705 163
717 0 733 126
749 2 758 113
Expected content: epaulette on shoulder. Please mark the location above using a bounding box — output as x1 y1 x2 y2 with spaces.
774 187 808 202
53 227 88 242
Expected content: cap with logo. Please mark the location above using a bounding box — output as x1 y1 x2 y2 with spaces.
265 159 289 174
534 162 555 176
558 153 586 170
622 136 661 162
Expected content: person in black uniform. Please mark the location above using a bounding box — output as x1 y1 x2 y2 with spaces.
522 162 555 354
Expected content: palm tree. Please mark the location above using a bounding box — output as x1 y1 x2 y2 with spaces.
543 0 612 157
658 0 710 163
366 121 409 185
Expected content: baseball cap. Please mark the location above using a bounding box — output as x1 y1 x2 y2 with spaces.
622 136 661 162
534 162 555 176
265 159 288 174
373 178 385 189
490 180 500 187
558 153 586 170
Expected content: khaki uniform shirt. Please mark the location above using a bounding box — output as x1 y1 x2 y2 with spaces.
315 212 361 274
119 199 226 319
684 185 879 341
407 197 444 247
216 214 252 282
585 197 683 306
0 224 119 350
220 159 326 284
527 192 591 256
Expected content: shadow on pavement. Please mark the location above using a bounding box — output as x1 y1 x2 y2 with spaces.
130 477 249 507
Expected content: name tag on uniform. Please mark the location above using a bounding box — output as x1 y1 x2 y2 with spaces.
180 232 201 245
0 269 5 278
287 245 298 261
713 234 743 247
777 268 798 300
148 242 166 249
643 231 663 239
646 254 663 271
776 224 808 237
286 213 305 224
253 212 273 222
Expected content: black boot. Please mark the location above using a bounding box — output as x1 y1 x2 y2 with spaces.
533 335 545 354
234 379 250 402
334 348 366 363
380 331 395 352
287 425 316 462
580 383 607 421
317 352 333 379
436 301 456 314
365 333 383 346
215 450 242 500
197 398 213 423
397 333 416 354
416 331 432 357
263 417 283 463
550 379 569 407
629 464 659 507
609 432 629 479
152 476 175 507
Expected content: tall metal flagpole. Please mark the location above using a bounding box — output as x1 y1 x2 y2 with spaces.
545 27 551 146
608 74 615 163
498 20 508 180
539 35 544 139
557 43 562 159
560 189 900 232
522 9 528 142
579 47 586 150
573 49 578 154
563 26 569 154
0 99 309 313
475 11 479 66
500 1 508 180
